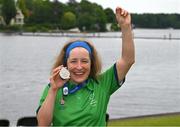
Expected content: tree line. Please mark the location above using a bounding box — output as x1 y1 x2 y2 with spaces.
0 0 180 32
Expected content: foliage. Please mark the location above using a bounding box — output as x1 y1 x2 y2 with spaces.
0 25 22 32
111 23 119 31
17 0 29 18
1 0 16 25
27 0 54 24
92 3 107 31
76 0 107 32
132 13 180 29
1 0 180 32
76 0 95 31
104 8 116 23
61 11 76 30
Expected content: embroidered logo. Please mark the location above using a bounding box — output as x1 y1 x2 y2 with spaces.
89 93 97 107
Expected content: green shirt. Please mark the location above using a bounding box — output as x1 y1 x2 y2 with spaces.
37 64 124 126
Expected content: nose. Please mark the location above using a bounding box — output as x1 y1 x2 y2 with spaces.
76 61 83 69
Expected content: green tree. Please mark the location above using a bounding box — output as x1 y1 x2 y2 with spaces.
61 11 76 30
77 13 95 31
104 8 115 23
77 0 107 31
17 0 29 18
28 0 54 24
24 0 33 11
92 4 107 31
66 0 79 15
77 0 94 31
52 1 66 25
1 0 16 25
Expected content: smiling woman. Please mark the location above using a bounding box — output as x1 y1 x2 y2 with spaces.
36 6 135 126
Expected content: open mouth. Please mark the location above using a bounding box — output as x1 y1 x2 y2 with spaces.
73 72 85 76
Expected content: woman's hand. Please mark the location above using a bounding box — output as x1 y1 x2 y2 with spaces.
49 65 69 91
116 7 131 28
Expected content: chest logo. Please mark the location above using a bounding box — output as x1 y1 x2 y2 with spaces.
89 93 97 107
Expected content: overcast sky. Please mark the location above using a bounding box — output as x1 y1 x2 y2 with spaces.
60 0 180 14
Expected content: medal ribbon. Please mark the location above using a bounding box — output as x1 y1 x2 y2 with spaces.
63 80 88 95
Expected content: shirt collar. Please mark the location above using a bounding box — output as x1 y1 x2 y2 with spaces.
85 78 98 91
66 78 97 92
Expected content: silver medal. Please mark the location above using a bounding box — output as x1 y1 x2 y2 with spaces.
59 67 70 80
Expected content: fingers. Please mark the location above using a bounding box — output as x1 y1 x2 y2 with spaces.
52 70 60 79
116 7 129 17
49 65 67 90
50 65 63 83
52 65 63 74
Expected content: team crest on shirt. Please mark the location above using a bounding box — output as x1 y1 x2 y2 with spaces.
89 93 97 107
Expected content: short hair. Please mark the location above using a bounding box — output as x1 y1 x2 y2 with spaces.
51 38 102 80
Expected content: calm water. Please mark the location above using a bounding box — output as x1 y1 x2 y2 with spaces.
0 29 180 125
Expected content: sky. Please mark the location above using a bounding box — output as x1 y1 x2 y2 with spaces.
60 0 180 14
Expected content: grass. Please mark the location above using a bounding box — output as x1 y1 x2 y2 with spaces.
107 112 180 126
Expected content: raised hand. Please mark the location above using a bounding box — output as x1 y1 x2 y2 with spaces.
49 65 69 91
115 7 131 28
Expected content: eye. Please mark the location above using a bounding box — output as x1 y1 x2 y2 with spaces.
70 60 77 63
82 59 90 63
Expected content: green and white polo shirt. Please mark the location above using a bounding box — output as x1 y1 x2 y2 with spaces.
37 64 125 126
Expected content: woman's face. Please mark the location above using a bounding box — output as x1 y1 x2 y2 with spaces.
67 47 91 84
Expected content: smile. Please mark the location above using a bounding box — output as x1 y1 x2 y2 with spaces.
74 72 84 75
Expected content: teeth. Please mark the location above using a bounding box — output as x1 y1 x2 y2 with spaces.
75 72 83 75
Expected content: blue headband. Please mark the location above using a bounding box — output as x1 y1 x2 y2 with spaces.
65 41 92 60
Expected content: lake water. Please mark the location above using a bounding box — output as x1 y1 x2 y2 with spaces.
0 29 180 125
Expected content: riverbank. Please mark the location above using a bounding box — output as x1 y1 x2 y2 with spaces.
20 32 180 40
108 112 180 126
1 29 180 40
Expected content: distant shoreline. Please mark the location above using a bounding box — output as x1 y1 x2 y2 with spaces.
1 31 180 40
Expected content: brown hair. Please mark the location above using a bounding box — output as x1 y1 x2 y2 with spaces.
51 38 102 80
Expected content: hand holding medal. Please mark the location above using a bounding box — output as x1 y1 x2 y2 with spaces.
49 65 70 91
59 67 70 80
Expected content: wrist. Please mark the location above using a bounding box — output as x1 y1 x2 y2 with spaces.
49 86 59 94
121 24 132 32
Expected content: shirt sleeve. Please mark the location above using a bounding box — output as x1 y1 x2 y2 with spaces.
100 63 125 95
36 84 50 114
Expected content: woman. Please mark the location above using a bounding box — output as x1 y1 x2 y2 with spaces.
37 6 135 126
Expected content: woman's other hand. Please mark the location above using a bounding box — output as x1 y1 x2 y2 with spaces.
116 7 131 28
